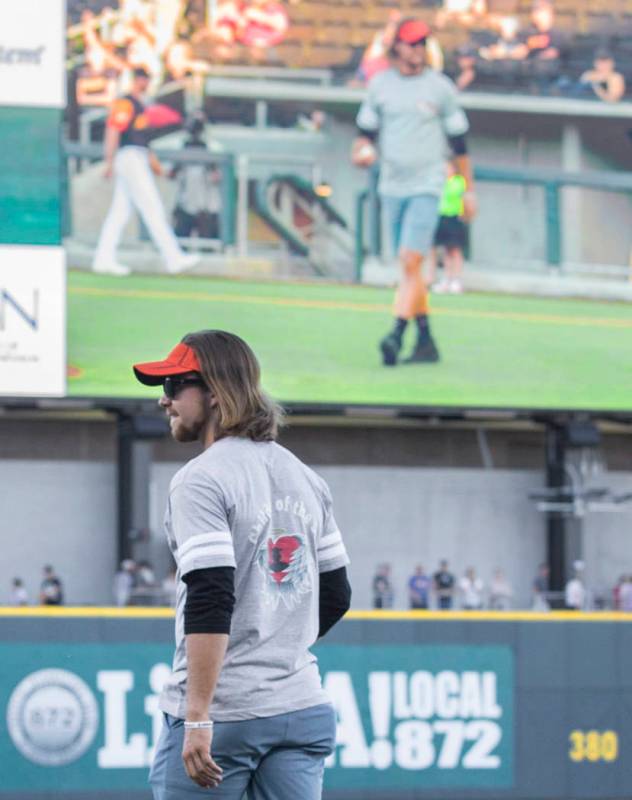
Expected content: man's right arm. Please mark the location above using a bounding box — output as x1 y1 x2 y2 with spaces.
352 82 380 166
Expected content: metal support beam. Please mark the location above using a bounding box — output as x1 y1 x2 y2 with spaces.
545 423 567 602
116 413 168 567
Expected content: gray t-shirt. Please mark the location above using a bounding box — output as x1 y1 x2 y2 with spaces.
356 67 469 198
159 437 349 722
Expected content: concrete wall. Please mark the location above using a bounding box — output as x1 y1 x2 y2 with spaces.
1 417 631 609
150 461 545 611
0 460 117 606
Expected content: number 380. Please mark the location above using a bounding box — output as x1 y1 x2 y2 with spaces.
569 730 618 762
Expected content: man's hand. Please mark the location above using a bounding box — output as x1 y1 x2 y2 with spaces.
351 137 377 168
462 190 478 222
182 727 223 788
103 163 113 179
149 153 164 177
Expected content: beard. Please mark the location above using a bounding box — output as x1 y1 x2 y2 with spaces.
170 414 207 443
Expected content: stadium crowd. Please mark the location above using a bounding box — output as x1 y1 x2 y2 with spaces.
7 560 632 610
370 560 632 611
67 0 631 105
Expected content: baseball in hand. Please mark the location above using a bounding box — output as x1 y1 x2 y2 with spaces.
352 140 377 167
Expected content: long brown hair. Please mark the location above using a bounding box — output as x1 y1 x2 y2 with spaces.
182 330 284 441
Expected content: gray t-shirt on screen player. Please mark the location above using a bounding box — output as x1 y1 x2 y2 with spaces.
356 67 469 198
159 436 350 723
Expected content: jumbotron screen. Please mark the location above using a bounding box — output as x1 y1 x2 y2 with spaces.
58 0 632 413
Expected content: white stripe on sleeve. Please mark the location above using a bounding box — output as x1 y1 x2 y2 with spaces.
318 542 347 563
318 530 343 552
179 545 236 574
176 531 232 560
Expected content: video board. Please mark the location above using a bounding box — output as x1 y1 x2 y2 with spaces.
2 0 627 411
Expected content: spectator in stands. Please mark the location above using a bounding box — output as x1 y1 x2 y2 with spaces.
435 0 488 31
162 568 178 607
613 574 626 609
209 0 243 59
408 565 431 609
433 559 456 609
532 562 550 610
351 10 402 87
565 560 586 610
75 9 128 107
478 16 527 86
578 49 625 104
459 566 485 610
240 0 289 61
489 567 513 610
521 0 565 93
39 565 64 606
429 159 468 294
372 563 394 609
113 558 137 607
618 576 632 612
455 44 479 91
8 578 29 606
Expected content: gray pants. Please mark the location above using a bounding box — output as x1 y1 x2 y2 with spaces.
149 704 336 800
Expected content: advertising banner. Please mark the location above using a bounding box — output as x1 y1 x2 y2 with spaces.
0 0 65 108
0 640 512 795
0 247 66 397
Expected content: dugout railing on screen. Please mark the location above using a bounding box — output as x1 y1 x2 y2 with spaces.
355 163 632 278
62 141 237 250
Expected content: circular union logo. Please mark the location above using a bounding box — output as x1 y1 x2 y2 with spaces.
6 669 99 766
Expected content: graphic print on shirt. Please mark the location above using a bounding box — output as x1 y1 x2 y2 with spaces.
257 529 311 610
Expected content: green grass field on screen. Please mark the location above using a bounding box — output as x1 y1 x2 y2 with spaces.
67 270 632 412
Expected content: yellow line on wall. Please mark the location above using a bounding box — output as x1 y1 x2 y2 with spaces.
2 607 632 622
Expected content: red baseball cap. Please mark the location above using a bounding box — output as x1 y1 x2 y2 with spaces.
133 342 201 386
396 19 431 44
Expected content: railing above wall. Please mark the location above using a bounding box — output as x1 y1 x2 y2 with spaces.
356 165 632 277
62 140 237 249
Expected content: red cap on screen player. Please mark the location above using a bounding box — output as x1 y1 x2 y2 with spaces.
395 19 431 44
133 342 201 385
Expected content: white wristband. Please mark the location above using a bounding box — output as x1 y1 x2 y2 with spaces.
184 720 214 730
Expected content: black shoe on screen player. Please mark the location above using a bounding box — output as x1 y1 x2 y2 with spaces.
380 333 402 366
402 336 440 364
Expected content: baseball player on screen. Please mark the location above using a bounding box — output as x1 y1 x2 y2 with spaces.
352 18 477 366
93 67 199 276
133 330 352 799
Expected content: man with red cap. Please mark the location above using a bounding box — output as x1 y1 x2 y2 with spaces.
134 331 351 799
353 17 477 366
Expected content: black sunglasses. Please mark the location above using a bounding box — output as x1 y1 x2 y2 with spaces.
163 375 206 399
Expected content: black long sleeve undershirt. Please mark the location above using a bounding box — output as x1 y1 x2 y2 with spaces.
447 133 468 155
319 566 352 638
183 567 235 635
183 565 351 638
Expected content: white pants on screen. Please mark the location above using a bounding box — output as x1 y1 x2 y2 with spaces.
93 146 184 271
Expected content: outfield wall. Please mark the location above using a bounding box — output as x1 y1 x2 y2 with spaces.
1 609 631 800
